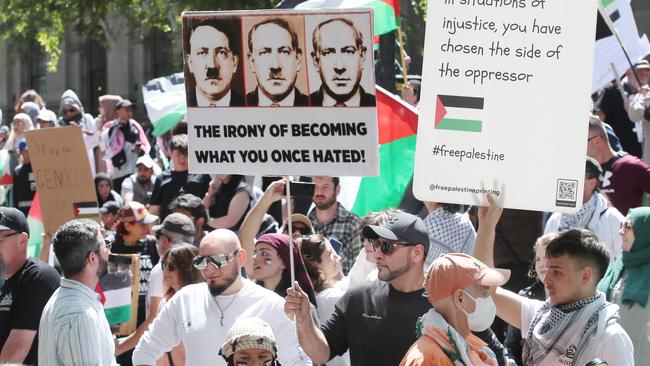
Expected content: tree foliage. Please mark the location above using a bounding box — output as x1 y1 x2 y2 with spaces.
0 0 427 74
0 0 275 72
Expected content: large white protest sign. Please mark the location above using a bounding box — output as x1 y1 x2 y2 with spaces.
183 9 379 176
413 0 597 212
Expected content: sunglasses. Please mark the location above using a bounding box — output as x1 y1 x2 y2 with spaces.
193 249 239 270
161 261 176 271
368 238 413 256
620 221 632 232
292 224 311 235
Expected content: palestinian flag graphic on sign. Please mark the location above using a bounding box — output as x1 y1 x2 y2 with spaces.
435 95 484 133
73 201 100 219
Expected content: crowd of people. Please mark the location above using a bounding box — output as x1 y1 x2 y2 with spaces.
0 37 650 366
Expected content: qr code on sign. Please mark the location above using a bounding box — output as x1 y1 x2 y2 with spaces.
555 179 578 207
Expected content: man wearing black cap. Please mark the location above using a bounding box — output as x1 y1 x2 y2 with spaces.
106 99 151 193
285 211 431 366
0 207 60 364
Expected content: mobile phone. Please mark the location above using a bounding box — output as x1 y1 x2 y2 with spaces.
284 181 315 197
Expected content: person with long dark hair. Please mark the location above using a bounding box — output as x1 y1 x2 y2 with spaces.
156 243 203 366
203 175 252 232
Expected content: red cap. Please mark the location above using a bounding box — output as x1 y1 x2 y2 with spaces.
427 253 511 302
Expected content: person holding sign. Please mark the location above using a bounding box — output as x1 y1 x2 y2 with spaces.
246 18 309 107
185 18 245 107
474 195 634 366
284 211 430 366
309 17 375 107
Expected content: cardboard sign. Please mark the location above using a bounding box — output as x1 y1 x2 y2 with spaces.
183 9 379 176
414 0 598 212
25 127 99 235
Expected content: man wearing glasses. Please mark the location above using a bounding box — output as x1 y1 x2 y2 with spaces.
0 208 59 365
285 211 431 366
184 18 245 107
133 229 311 366
38 219 114 365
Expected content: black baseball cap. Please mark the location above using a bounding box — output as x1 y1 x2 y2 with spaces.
0 207 29 235
362 212 429 254
586 157 604 182
152 213 195 239
115 99 136 110
99 201 121 215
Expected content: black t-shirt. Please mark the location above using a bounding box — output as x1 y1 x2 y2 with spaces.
150 170 210 220
208 181 252 231
596 83 642 158
0 257 60 365
109 234 159 325
322 280 431 366
12 163 36 217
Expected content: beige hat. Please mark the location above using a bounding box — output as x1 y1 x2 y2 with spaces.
219 318 277 360
280 213 315 235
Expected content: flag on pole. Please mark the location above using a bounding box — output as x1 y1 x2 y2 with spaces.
142 73 187 137
339 85 417 217
295 0 399 38
27 192 44 257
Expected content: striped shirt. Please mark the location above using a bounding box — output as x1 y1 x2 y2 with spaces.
38 279 116 366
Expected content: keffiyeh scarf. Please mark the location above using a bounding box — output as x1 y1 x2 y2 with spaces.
522 293 618 366
558 193 601 230
417 309 497 366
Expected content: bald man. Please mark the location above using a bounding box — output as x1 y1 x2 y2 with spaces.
133 229 311 366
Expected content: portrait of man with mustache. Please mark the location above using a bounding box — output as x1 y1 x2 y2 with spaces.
245 18 309 107
184 18 245 107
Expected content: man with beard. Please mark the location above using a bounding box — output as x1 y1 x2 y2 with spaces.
307 176 361 273
185 19 245 107
132 229 311 366
0 208 59 365
38 219 115 365
121 155 157 205
285 211 431 365
309 17 375 107
246 18 309 106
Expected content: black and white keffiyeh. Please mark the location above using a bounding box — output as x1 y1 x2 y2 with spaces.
424 208 476 265
558 193 602 230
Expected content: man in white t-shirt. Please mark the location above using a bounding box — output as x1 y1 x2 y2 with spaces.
474 196 633 366
132 229 311 366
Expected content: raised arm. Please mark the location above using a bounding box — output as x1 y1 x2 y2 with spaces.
239 179 285 277
474 194 525 329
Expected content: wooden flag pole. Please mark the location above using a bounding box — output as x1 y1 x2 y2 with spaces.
397 26 409 86
285 176 295 286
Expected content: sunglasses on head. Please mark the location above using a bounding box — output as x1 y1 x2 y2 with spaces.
161 261 176 271
192 249 239 270
368 238 413 256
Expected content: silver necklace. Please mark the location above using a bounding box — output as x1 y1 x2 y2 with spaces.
212 291 240 326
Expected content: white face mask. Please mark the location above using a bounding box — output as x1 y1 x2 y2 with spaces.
458 290 497 332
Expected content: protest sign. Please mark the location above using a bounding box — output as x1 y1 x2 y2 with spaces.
592 0 650 92
25 127 99 235
183 9 379 176
414 0 597 212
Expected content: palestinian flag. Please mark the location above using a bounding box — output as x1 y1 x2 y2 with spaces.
27 192 44 257
73 201 100 219
294 0 399 38
99 264 132 324
142 73 187 137
340 85 417 216
0 150 13 185
434 95 484 133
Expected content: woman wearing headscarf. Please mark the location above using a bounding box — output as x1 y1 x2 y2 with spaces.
95 173 124 207
599 207 650 365
251 233 317 306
